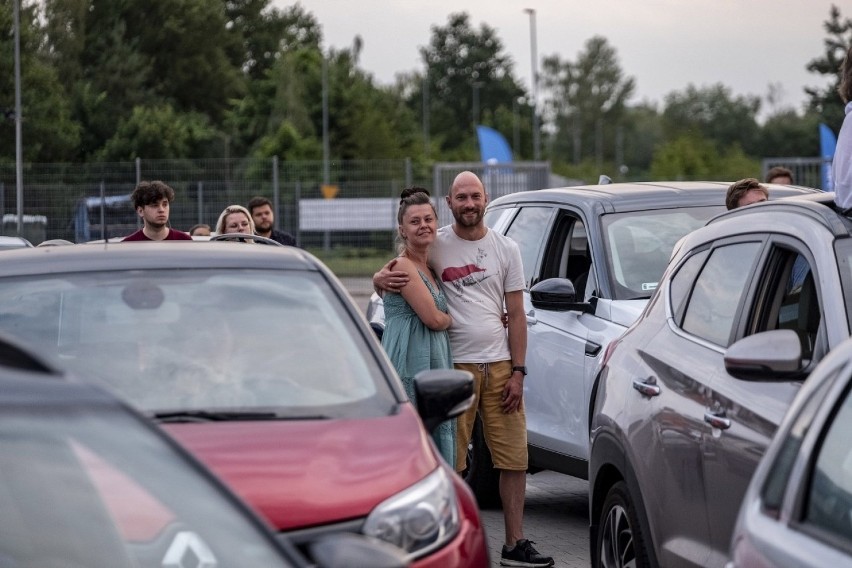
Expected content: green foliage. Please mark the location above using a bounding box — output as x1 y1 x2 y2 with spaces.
97 105 217 160
662 84 761 155
0 0 840 174
417 12 525 156
805 4 852 129
254 120 322 160
759 110 821 157
542 36 635 165
650 135 760 181
0 1 80 162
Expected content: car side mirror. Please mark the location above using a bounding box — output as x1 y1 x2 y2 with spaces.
413 369 474 433
530 278 594 314
724 329 804 381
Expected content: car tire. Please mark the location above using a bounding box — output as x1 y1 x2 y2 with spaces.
463 415 502 509
596 481 651 568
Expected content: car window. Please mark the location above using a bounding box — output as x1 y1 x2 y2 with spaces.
0 270 396 417
538 212 591 297
484 206 516 230
669 248 710 326
601 205 724 300
681 242 762 346
831 238 852 335
504 206 553 288
804 381 852 543
750 248 820 361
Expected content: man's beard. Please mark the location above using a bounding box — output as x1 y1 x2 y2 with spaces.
453 207 483 227
147 220 167 230
255 220 272 234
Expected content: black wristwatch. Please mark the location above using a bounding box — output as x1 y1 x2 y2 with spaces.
512 365 527 376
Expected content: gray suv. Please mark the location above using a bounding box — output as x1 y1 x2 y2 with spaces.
464 181 816 506
590 192 852 568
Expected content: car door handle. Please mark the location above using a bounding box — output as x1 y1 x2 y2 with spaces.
632 377 660 397
585 340 601 357
526 309 537 325
704 411 731 430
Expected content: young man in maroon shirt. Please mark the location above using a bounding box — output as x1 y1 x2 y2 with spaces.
123 181 192 241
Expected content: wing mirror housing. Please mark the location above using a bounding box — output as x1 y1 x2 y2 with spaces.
530 278 594 314
724 329 804 381
413 369 474 433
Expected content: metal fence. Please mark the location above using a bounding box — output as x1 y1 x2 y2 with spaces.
0 158 552 247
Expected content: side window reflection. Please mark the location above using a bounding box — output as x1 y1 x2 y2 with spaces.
681 242 761 346
806 383 852 542
505 207 553 289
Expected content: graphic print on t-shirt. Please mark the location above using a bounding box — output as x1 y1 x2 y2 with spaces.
441 247 493 295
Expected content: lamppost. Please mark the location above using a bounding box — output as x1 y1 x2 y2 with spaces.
524 8 541 161
14 0 23 235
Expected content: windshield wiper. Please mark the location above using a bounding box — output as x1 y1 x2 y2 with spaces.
151 409 331 423
152 409 282 423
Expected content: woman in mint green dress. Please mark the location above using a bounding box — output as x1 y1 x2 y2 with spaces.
381 188 456 467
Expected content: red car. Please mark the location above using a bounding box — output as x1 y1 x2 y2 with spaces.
0 241 489 567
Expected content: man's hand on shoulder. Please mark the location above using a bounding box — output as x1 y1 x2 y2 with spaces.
373 258 410 294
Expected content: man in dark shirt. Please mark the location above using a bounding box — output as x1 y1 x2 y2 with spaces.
123 181 192 241
247 196 296 246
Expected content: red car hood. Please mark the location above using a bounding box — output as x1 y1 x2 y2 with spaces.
163 402 439 530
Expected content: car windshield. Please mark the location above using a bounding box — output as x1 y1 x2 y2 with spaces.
0 269 395 417
0 401 292 567
601 205 724 300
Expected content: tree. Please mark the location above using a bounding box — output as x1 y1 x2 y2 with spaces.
41 0 246 159
650 134 760 181
223 1 321 81
418 12 525 157
541 36 635 166
661 84 761 156
805 4 852 130
758 110 821 158
0 0 80 162
97 105 217 160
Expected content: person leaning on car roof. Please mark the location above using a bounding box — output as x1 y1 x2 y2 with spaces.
123 181 192 241
726 178 769 210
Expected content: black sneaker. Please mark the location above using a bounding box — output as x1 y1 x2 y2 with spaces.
500 539 554 567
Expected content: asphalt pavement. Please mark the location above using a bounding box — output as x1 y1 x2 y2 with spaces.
480 472 590 567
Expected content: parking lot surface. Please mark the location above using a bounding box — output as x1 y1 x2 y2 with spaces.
481 472 590 567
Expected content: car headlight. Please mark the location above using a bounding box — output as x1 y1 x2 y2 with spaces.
362 467 460 559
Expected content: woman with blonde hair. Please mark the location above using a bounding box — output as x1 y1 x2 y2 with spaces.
215 205 255 237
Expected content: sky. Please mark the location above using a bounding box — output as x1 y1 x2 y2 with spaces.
275 0 843 116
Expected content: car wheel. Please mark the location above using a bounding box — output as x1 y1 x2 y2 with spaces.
597 481 651 568
462 414 502 509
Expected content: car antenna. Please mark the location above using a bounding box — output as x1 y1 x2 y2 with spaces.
598 174 612 185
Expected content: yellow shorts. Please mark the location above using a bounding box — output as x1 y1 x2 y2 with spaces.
454 360 528 472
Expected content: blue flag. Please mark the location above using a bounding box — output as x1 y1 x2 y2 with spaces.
476 125 513 164
820 123 837 190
